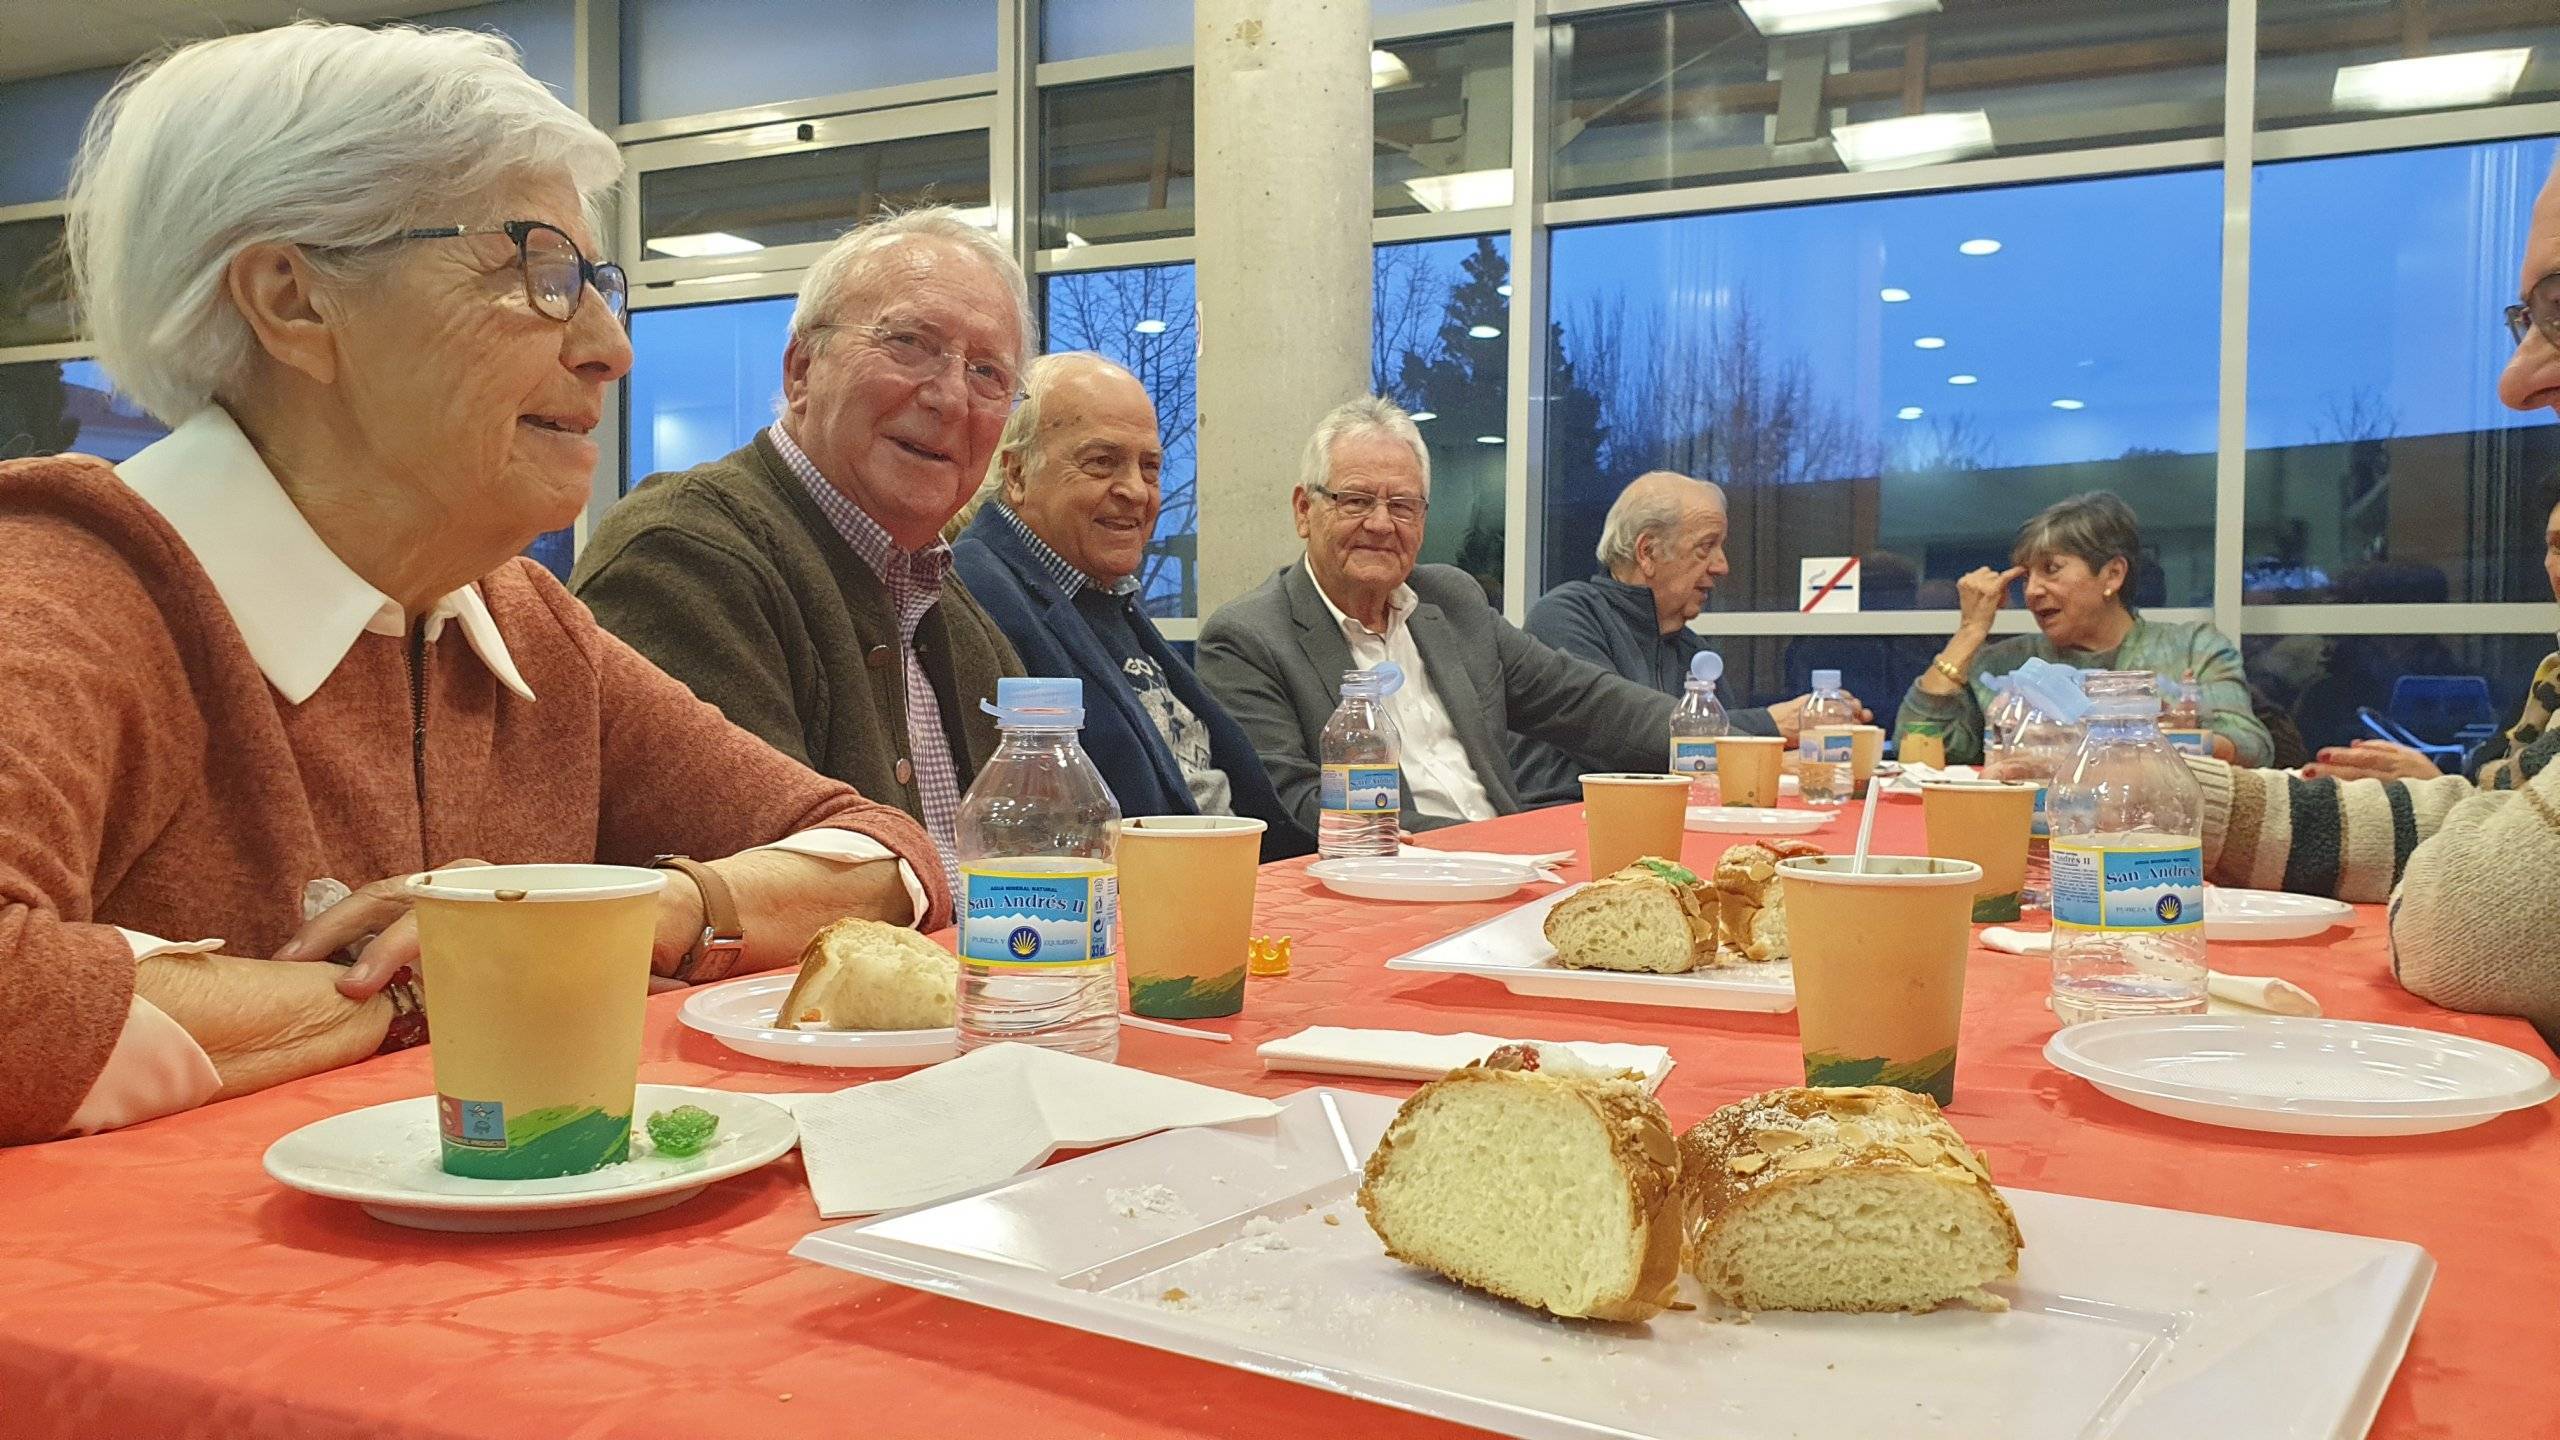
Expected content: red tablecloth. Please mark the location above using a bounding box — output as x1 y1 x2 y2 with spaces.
3 803 2555 1439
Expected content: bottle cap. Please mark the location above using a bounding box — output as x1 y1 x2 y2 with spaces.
2006 658 2092 724
980 676 1085 727
1689 651 1724 686
1812 669 1842 691
1341 661 1405 700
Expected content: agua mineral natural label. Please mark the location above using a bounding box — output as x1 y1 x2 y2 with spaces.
2049 838 2204 932
961 860 1119 967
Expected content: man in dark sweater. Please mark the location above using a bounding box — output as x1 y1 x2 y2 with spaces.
952 354 1309 859
1511 471 1839 804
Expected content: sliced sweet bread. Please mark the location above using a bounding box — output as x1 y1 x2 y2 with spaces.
1358 1049 1683 1321
1711 840 1823 965
1544 857 1718 974
774 917 958 1031
1676 1085 2021 1314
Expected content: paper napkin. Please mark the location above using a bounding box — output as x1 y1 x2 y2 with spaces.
793 1043 1280 1218
1878 763 1981 798
1258 1026 1675 1091
1399 846 1573 882
1982 927 2323 1017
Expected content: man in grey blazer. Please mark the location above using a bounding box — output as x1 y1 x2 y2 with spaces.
1197 396 1679 835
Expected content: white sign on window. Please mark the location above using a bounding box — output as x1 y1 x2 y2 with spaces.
1800 556 1861 613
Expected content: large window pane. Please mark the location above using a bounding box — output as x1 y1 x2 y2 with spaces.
0 359 164 462
624 297 795 490
1374 30 1513 218
1045 262 1200 615
1377 234 1512 607
1552 0 2224 201
1042 0 1187 62
442 0 577 102
0 217 72 349
2259 0 2560 130
2245 138 2560 605
1041 73 1196 247
623 0 997 123
2247 631 2551 762
639 131 993 256
1545 170 2223 608
0 66 117 207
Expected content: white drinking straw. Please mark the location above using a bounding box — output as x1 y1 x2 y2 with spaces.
1851 790 1882 874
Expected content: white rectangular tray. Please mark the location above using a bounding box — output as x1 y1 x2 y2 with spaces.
793 1089 2432 1440
1382 883 1798 1013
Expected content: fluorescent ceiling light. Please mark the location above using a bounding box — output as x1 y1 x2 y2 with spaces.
1497 283 1512 297
2332 48 2531 112
1475 434 1505 445
1371 48 1412 90
948 206 998 230
1948 374 1979 386
1410 410 1439 422
1064 232 1091 249
1737 0 1940 36
644 231 764 258
1959 238 2002 256
666 271 771 287
1468 323 1502 339
2050 398 2085 411
1831 110 1993 173
1880 287 1911 302
1403 168 1514 213
1896 406 1924 420
1132 318 1168 335
1914 336 1946 350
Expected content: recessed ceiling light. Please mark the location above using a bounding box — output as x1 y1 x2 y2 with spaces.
1831 110 1994 172
1896 406 1924 420
1958 238 2002 256
1735 0 1941 37
1403 168 1514 213
1371 49 1413 90
1132 318 1167 335
644 231 764 258
948 206 998 230
1063 231 1091 249
1880 287 1911 302
1410 410 1439 422
1947 374 1978 385
1468 323 1503 339
2333 49 2530 112
2050 398 2085 410
1496 283 1512 297
1475 434 1505 445
1914 336 1946 350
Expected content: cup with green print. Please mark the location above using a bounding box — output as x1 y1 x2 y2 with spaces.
406 864 665 1179
1776 854 1981 1106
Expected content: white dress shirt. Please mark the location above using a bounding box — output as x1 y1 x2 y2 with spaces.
1302 559 1496 823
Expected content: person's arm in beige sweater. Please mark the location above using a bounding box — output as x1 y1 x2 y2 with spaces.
2188 755 2475 903
2388 758 2560 1042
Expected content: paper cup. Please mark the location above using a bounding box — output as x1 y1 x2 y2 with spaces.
1844 725 1886 798
407 864 666 1179
1713 736 1787 808
1116 815 1266 1018
1579 773 1693 878
1920 780 2040 922
1777 855 1981 1105
1900 732 1948 770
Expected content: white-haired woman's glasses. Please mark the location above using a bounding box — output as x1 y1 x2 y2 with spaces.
352 219 627 325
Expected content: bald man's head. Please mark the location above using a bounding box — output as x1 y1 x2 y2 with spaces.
997 352 1165 585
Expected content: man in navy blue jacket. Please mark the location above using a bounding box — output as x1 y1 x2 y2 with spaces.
952 353 1311 860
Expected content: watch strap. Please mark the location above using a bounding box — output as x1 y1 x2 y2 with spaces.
653 855 745 983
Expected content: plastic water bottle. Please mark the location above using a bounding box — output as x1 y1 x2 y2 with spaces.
955 677 1121 1060
1990 662 2087 911
1795 669 1857 807
2047 670 2209 1025
1669 651 1731 805
1319 663 1404 859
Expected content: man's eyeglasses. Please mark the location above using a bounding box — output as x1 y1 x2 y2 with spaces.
2503 270 2560 348
1311 483 1428 526
812 323 1020 407
370 220 626 325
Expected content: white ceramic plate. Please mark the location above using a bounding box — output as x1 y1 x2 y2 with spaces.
1383 883 1795 1012
1684 805 1833 835
1306 855 1539 902
2045 1015 2560 1136
263 1084 799 1232
2204 887 2356 942
794 1087 2433 1440
679 972 959 1068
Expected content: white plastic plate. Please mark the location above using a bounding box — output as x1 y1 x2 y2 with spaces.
2045 1014 2560 1136
1307 855 1540 902
1684 805 1834 835
793 1088 2433 1440
1383 883 1796 1012
264 1084 798 1232
678 972 959 1068
2204 887 2356 942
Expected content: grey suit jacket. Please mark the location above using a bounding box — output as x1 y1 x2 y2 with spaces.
1196 560 1678 835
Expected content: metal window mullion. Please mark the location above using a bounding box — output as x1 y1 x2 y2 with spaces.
1033 235 1199 273
2254 98 2560 163
577 0 624 552
2211 0 2258 647
2236 603 2559 636
611 72 1001 145
995 0 1039 304
1504 0 1549 626
0 340 94 365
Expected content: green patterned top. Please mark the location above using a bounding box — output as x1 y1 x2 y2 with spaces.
1894 615 2272 767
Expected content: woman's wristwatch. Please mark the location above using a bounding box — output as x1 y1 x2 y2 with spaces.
651 855 746 983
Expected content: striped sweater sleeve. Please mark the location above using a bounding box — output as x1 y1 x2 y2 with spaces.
2389 757 2560 1044
2189 756 2474 904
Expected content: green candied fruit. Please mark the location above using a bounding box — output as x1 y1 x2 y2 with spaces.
1634 857 1700 887
645 1104 721 1158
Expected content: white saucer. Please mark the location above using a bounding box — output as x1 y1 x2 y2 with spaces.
1685 806 1833 835
679 972 959 1068
1306 855 1539 902
2044 1015 2560 1136
263 1084 799 1231
2204 887 2355 942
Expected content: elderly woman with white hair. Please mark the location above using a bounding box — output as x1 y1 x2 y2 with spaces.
0 23 942 1147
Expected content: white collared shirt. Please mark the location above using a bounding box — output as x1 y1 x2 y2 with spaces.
1302 559 1496 823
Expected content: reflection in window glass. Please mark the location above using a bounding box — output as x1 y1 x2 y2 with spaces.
0 66 117 207
1544 170 2222 608
2245 138 2560 605
623 297 795 490
1041 73 1195 247
1374 30 1513 219
0 359 165 462
0 217 72 349
2246 631 2552 763
1046 262 1198 615
1711 635 1948 737
640 131 993 254
2258 0 2560 130
622 0 997 123
1551 0 2223 200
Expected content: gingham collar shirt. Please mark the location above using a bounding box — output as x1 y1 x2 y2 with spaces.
997 500 1142 600
768 423 964 871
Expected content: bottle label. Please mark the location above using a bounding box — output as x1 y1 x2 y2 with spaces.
2030 786 2050 840
960 866 1119 967
2048 841 2203 932
1799 730 1855 765
1321 764 1400 814
1670 738 1719 775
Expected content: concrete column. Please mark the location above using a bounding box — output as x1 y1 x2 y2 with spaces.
1193 0 1373 616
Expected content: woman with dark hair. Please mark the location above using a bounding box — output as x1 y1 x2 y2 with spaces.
1894 490 2272 765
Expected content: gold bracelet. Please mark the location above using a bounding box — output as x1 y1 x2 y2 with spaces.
1930 656 1968 687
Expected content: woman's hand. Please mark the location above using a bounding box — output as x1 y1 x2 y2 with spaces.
2305 739 2442 782
282 860 710 998
1956 566 2024 636
133 952 391 1098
